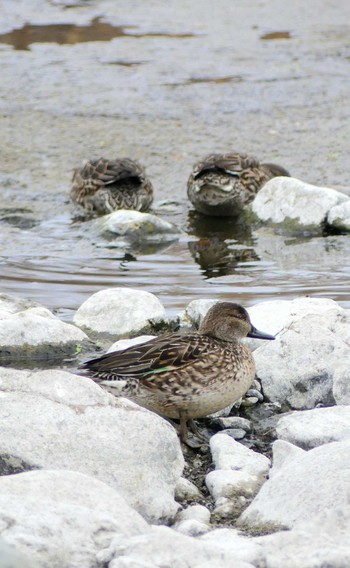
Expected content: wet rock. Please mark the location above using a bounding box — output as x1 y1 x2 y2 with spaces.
0 367 183 523
94 209 180 242
98 525 255 568
251 177 348 232
254 305 350 409
257 508 350 568
73 287 166 337
0 469 148 568
175 477 204 503
276 406 350 449
327 199 350 231
239 439 350 531
0 294 89 361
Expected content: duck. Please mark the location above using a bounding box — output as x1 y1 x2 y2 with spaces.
187 152 290 217
80 301 275 446
71 157 153 215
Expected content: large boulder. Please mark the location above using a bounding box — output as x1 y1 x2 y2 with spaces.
0 294 89 361
239 439 350 532
253 303 350 409
73 287 167 337
276 406 350 449
252 176 349 232
0 367 183 523
0 470 148 568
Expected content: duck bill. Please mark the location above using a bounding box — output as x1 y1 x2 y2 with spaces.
248 325 275 340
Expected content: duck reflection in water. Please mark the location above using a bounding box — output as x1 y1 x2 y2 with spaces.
187 210 259 279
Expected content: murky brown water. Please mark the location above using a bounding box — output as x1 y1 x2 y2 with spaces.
0 0 349 326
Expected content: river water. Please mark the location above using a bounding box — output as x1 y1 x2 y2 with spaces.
0 0 349 322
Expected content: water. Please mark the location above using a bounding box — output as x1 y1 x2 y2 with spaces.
1 203 349 323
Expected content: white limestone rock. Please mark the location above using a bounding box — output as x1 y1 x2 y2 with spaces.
253 307 350 409
175 477 203 503
73 287 166 336
333 362 350 405
98 525 255 568
0 294 89 360
210 434 271 477
0 367 183 523
276 406 350 449
179 298 219 329
257 508 350 568
173 505 211 536
200 528 264 567
327 199 350 231
206 470 262 502
245 296 343 351
239 439 350 531
0 537 38 568
0 469 148 568
94 209 180 242
252 176 348 231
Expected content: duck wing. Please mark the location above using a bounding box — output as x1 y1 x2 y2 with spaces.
193 153 260 180
73 158 146 190
81 332 218 380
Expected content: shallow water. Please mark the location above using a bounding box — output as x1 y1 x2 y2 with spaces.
0 0 349 327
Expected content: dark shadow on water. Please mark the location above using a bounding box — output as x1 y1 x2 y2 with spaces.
0 17 196 50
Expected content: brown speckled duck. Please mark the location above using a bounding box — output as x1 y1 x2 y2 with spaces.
71 157 153 215
80 302 275 446
187 152 290 217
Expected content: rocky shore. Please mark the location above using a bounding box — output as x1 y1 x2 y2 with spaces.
1 289 349 567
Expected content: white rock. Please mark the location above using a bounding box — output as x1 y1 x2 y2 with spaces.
245 297 343 351
0 537 38 568
0 469 148 568
179 299 219 328
0 367 183 523
206 470 262 501
0 297 89 360
175 477 203 502
176 504 211 525
327 199 350 231
254 308 350 409
257 508 350 568
216 417 251 431
107 335 156 353
252 176 348 229
94 209 179 242
333 363 350 405
239 439 350 531
98 525 255 568
73 287 166 336
173 505 211 536
200 528 264 567
276 406 350 449
210 434 271 477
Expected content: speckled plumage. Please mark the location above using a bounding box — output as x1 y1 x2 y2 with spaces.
81 302 274 445
71 157 153 215
187 152 290 217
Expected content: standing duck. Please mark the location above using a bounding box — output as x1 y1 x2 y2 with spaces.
187 152 290 217
80 302 274 446
71 157 153 215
